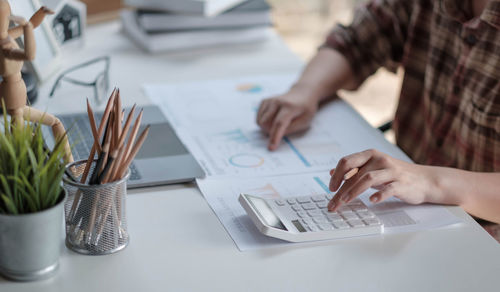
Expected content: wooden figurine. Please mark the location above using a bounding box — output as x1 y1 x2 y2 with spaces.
0 0 73 162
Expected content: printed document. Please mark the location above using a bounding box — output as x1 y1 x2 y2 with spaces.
144 74 461 251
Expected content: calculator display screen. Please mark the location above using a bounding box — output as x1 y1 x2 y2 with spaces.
247 196 287 230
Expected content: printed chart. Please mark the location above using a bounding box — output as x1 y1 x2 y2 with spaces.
186 126 342 177
146 74 460 251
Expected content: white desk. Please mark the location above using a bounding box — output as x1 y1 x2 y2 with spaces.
2 21 500 292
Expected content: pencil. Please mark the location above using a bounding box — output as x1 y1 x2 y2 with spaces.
89 115 112 185
69 90 117 222
80 88 117 183
109 108 141 180
86 99 102 154
98 148 117 184
116 125 150 179
117 104 136 148
344 168 359 180
114 90 122 147
125 109 143 159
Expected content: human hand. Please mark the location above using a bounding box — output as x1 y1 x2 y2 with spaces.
256 85 319 150
327 149 436 212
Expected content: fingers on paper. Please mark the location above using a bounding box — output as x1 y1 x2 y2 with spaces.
257 99 279 132
268 107 296 150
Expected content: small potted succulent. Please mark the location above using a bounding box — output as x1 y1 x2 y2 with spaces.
0 109 67 281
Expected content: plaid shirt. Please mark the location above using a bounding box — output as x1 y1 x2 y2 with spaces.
325 0 500 172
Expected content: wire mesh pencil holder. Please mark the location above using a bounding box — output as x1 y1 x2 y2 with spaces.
63 160 130 255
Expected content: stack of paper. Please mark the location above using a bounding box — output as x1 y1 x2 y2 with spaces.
121 0 272 53
124 0 247 17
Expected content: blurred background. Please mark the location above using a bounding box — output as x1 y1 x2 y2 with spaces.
81 0 401 138
269 0 400 138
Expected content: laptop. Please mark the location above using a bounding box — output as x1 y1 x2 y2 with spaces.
43 105 205 188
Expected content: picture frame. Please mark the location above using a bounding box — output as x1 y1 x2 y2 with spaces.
49 0 87 47
9 0 62 83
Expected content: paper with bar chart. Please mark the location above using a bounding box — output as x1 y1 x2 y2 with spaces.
144 74 461 251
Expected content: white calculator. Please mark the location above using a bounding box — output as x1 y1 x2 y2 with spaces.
239 193 384 242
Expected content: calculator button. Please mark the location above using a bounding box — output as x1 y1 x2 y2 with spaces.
312 216 329 224
302 218 314 226
296 211 308 218
337 205 352 212
302 203 316 210
307 210 322 217
296 197 311 204
275 199 285 206
326 214 343 222
347 219 365 227
350 204 367 211
308 225 319 232
333 221 350 229
357 211 375 219
341 212 358 221
318 223 335 231
286 199 297 205
292 205 302 211
316 201 328 209
348 199 364 206
364 218 382 226
311 195 326 202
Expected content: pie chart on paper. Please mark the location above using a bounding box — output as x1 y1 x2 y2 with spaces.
229 153 265 168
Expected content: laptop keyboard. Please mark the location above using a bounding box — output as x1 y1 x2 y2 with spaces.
60 115 142 181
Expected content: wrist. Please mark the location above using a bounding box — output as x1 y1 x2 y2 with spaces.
289 82 334 105
423 166 466 206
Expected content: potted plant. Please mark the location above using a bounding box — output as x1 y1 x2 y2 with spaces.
0 109 68 281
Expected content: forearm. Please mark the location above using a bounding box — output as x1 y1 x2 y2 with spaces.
426 166 500 223
291 48 357 104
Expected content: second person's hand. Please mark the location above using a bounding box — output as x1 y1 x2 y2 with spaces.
256 85 319 150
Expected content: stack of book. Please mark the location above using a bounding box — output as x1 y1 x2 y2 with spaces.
121 0 272 53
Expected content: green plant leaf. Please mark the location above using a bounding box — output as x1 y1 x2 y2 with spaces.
1 194 17 215
0 114 69 214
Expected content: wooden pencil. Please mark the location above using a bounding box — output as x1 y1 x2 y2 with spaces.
125 109 143 159
344 168 359 180
116 125 150 180
114 90 122 148
117 104 136 148
89 118 112 185
86 99 102 154
80 88 117 183
69 90 118 222
110 109 143 179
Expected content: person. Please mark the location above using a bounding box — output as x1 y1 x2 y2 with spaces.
256 0 500 224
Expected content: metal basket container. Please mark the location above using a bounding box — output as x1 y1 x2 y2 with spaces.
63 160 130 255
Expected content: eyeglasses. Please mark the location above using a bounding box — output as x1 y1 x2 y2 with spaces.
50 56 110 105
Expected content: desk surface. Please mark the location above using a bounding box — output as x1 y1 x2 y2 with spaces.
2 21 500 292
